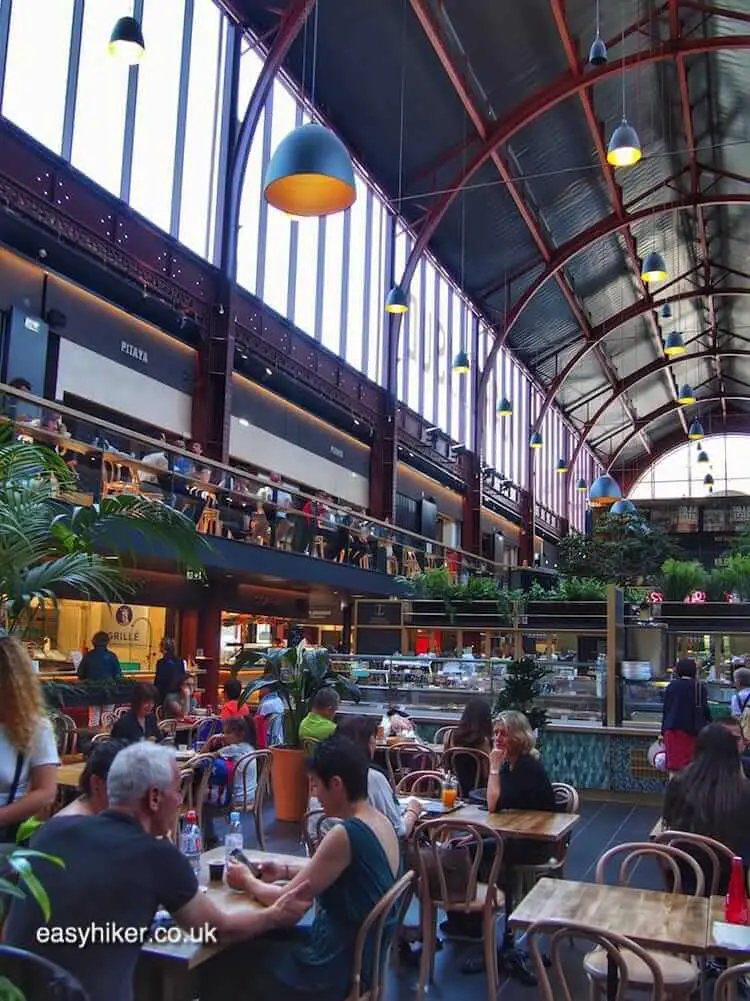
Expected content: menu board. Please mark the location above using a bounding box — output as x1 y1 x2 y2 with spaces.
729 504 750 531
703 506 728 533
674 504 699 533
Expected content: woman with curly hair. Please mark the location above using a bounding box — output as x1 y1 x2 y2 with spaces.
0 636 58 841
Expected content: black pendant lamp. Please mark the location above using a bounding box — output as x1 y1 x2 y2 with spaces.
109 15 145 64
589 0 607 65
453 350 470 375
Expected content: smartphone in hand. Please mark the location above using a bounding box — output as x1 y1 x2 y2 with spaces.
229 848 263 878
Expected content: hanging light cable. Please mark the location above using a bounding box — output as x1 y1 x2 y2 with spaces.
386 0 409 314
453 121 470 376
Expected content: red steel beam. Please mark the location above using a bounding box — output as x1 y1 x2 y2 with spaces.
548 0 685 434
409 0 635 448
681 2 750 26
568 349 750 468
606 394 750 470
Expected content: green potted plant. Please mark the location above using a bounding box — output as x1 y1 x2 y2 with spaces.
239 642 360 822
493 657 548 736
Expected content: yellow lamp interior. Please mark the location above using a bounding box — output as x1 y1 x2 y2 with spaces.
108 39 144 63
385 302 408 315
664 344 686 357
642 267 668 283
607 146 642 168
678 393 696 405
265 174 355 217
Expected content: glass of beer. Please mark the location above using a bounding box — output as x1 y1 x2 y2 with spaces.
441 774 458 809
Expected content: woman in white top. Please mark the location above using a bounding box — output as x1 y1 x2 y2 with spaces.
0 637 59 841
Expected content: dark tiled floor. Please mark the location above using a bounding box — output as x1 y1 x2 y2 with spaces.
222 798 665 1000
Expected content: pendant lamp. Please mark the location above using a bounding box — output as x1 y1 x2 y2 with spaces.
610 498 636 516
529 431 543 449
589 473 622 507
453 350 470 375
589 0 607 65
607 118 642 167
697 449 710 464
661 303 672 320
677 384 696 405
556 459 569 474
688 419 705 441
641 251 668 283
385 285 408 314
704 473 714 487
109 16 145 63
664 331 686 357
497 397 512 417
264 123 356 217
576 478 587 492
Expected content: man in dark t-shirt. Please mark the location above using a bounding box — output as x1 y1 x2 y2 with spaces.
4 743 311 1001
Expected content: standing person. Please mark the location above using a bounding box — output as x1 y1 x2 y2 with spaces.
110 684 160 743
77 632 121 682
731 666 750 734
0 637 59 842
153 637 186 705
661 657 711 772
3 742 312 1001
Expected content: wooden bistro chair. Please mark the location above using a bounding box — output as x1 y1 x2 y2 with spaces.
441 747 489 795
433 726 456 746
414 820 505 1001
715 961 750 1001
526 920 666 1001
227 749 272 850
302 807 330 857
509 781 580 900
585 842 705 1000
385 743 440 789
344 870 415 1001
395 771 443 799
653 829 736 896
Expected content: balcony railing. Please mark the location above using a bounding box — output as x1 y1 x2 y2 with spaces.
1 384 508 582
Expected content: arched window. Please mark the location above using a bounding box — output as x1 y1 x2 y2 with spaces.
629 435 750 499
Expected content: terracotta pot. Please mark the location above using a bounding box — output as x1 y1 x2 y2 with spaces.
270 746 308 822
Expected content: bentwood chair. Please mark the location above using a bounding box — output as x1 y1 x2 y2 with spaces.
344 871 416 1001
228 749 272 850
0 946 89 1001
302 807 330 856
715 961 750 1001
440 746 489 796
414 820 505 1001
395 771 443 799
526 921 666 1001
653 830 736 896
585 842 705 1000
510 781 580 902
432 726 455 746
385 743 440 789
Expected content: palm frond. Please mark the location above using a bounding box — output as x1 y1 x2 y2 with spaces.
0 423 73 486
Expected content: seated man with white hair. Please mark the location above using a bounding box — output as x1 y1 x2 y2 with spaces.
3 742 311 1001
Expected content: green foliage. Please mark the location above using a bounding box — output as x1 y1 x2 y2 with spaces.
0 845 63 925
0 427 207 635
658 558 708 601
493 657 548 734
526 577 607 602
239 642 361 747
0 976 25 1001
558 511 674 586
403 567 520 623
709 554 750 601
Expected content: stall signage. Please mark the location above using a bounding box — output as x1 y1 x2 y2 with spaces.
104 605 148 644
356 601 402 626
684 591 706 604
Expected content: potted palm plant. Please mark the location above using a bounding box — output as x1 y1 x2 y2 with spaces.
239 642 361 822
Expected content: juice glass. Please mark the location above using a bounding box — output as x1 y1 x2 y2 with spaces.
441 775 458 809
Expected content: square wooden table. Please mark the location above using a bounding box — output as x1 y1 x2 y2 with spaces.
707 896 750 1001
450 804 580 842
509 877 709 955
56 762 85 788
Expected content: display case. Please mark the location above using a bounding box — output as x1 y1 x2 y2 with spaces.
536 661 607 724
620 676 735 727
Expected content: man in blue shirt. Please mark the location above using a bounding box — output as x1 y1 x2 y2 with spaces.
77 632 121 682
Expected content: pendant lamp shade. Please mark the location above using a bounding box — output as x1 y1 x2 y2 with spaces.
610 498 636 516
529 431 543 449
677 384 696 405
589 35 608 66
641 251 668 283
497 397 513 417
704 473 714 486
661 303 673 320
589 473 622 507
697 449 710 464
607 118 642 167
688 418 705 440
453 350 470 374
109 16 145 63
264 124 356 217
385 285 408 314
576 478 587 492
556 458 569 474
664 331 686 356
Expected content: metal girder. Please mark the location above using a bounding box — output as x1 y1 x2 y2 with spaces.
547 0 681 436
221 0 315 279
606 395 750 471
479 192 750 398
409 0 633 452
568 350 750 468
537 284 750 421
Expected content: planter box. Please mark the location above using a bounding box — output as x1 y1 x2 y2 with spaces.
524 601 607 632
656 601 750 634
404 599 514 629
42 679 141 709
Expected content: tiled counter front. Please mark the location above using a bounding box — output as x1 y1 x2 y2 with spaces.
541 728 667 794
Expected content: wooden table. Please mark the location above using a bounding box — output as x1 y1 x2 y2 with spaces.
707 896 750 1001
136 847 306 1001
56 762 85 788
509 877 709 955
450 804 580 842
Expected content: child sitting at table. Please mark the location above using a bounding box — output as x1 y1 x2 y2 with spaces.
203 716 257 847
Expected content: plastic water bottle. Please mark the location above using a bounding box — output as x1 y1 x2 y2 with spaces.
180 810 202 876
224 811 243 860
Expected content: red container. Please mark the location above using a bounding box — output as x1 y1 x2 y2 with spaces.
725 856 748 925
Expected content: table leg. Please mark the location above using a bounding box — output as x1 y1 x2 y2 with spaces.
606 954 619 1001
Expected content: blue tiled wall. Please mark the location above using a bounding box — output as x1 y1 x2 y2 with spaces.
541 731 668 794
